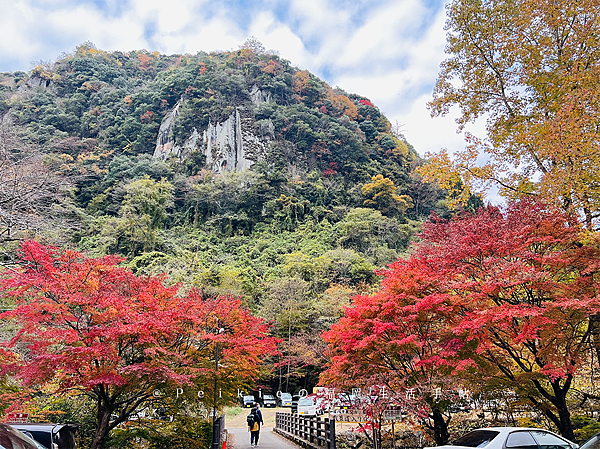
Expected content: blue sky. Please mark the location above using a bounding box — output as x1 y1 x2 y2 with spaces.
0 0 479 160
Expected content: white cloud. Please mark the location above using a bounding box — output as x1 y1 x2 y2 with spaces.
249 12 308 64
333 0 428 68
0 0 473 162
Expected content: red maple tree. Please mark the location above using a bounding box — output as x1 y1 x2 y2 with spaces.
322 248 463 444
0 241 277 449
323 200 600 441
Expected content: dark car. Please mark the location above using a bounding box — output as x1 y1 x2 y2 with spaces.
262 394 277 408
0 423 46 449
9 423 78 449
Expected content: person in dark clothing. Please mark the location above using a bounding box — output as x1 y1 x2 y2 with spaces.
253 402 264 426
248 404 264 447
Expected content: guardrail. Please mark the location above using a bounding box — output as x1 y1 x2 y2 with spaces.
275 412 336 449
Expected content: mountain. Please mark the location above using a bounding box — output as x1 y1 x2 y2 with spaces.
0 40 458 393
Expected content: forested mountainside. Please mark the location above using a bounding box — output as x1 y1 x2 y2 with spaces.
0 40 475 391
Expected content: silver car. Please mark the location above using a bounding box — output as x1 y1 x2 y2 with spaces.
579 433 600 449
427 427 578 449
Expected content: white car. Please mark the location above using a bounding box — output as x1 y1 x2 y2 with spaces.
427 427 578 449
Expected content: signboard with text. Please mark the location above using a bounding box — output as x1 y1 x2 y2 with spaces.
382 409 405 421
5 413 29 423
329 409 368 423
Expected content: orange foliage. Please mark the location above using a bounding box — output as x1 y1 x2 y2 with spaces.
137 53 152 70
328 90 358 120
260 60 282 75
140 110 154 123
293 70 310 97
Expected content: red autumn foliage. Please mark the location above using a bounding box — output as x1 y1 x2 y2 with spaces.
321 162 338 177
0 241 277 449
358 99 374 107
139 110 154 123
322 199 600 441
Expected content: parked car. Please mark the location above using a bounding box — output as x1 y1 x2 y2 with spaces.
262 394 277 408
334 393 356 409
241 395 255 408
9 423 78 449
426 427 578 449
297 394 330 416
580 433 600 449
0 423 48 449
297 395 317 416
15 430 50 449
278 392 293 407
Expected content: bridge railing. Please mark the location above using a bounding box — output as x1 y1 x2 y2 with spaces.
275 412 336 449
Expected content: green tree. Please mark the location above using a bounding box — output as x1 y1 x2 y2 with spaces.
120 175 174 229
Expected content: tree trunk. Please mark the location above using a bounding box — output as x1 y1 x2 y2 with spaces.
556 404 574 441
432 407 450 445
89 400 113 449
536 381 574 441
551 390 574 441
589 314 600 371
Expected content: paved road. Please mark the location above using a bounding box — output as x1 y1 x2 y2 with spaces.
227 427 301 448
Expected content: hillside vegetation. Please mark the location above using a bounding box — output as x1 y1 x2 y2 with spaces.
0 40 469 393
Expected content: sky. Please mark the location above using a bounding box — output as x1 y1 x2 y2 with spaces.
0 0 473 160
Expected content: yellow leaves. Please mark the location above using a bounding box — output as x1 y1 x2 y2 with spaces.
292 70 310 99
362 174 414 215
428 0 600 224
31 64 54 81
417 149 481 209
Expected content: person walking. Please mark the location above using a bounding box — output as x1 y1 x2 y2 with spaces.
254 402 264 427
247 403 264 447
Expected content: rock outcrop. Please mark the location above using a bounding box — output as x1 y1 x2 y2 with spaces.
153 101 182 160
153 87 273 173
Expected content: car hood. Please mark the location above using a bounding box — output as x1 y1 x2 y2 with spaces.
425 446 474 449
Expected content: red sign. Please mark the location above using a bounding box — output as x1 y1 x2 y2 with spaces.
5 413 29 423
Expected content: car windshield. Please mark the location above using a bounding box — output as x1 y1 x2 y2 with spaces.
243 396 254 400
281 393 292 399
298 398 314 406
264 395 274 400
454 430 500 448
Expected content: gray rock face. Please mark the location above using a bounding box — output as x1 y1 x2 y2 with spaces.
250 84 271 106
153 101 182 160
14 75 53 99
153 92 273 173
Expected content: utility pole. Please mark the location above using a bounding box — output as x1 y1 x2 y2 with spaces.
212 323 224 449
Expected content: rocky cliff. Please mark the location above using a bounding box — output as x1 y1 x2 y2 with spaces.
153 86 273 173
